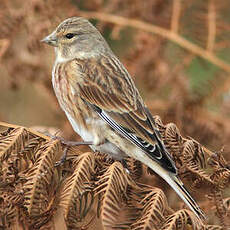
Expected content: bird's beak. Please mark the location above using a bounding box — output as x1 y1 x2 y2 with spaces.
41 31 58 47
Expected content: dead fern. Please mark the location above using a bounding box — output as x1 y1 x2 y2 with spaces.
181 140 211 184
0 117 229 229
0 127 29 161
94 162 133 229
131 185 169 230
160 209 203 230
164 123 183 162
23 140 61 216
204 225 224 230
59 152 95 228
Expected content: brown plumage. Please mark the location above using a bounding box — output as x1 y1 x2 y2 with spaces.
42 17 205 220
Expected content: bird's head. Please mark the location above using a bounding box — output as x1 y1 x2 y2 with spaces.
41 17 110 62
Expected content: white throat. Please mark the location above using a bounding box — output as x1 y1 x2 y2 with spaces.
55 48 72 64
54 47 99 64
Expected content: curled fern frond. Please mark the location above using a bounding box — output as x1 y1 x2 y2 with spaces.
211 168 230 190
126 157 143 180
210 188 230 229
208 150 229 171
19 136 45 165
204 225 224 230
182 140 204 167
59 152 95 227
182 140 211 183
164 123 183 159
23 140 61 216
188 138 206 168
0 127 29 161
161 209 203 230
0 192 18 229
132 186 168 230
94 162 132 229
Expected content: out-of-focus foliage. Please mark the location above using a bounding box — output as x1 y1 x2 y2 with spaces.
0 0 230 229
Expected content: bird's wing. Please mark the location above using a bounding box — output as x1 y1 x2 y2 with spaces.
67 56 177 173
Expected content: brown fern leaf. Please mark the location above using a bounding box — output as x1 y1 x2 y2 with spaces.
59 152 95 228
190 176 211 194
132 186 168 230
204 225 223 230
126 157 143 180
210 189 229 227
94 162 132 229
208 150 228 171
182 140 211 184
160 209 203 230
0 127 29 161
0 192 18 229
19 135 45 165
94 151 115 169
187 138 206 168
164 123 183 160
23 140 61 216
3 136 45 184
211 168 230 190
208 150 229 191
1 155 20 186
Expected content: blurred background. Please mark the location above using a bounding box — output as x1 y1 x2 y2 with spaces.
0 0 230 156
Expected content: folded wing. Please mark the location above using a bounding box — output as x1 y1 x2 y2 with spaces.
66 56 177 173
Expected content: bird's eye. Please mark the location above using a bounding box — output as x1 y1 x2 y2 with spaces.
65 33 75 39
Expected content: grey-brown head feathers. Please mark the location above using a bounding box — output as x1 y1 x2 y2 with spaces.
43 17 111 62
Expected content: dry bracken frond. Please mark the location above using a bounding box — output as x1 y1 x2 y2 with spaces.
164 123 183 160
0 127 29 161
94 162 132 229
204 225 223 230
161 209 203 230
0 114 228 229
211 168 230 190
182 140 211 184
0 195 18 229
59 152 95 227
132 186 168 230
23 140 61 216
209 189 230 228
126 158 143 180
19 136 45 165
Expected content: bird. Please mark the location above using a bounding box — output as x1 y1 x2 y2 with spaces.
41 17 205 220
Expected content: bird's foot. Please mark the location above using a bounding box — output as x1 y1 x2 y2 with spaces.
47 134 93 166
55 140 93 167
55 146 69 167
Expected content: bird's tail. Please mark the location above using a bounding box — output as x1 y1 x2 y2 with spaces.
167 173 206 220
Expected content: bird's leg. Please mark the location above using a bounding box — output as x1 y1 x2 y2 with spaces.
61 140 93 146
46 133 93 146
55 146 69 166
47 134 93 166
55 140 93 166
